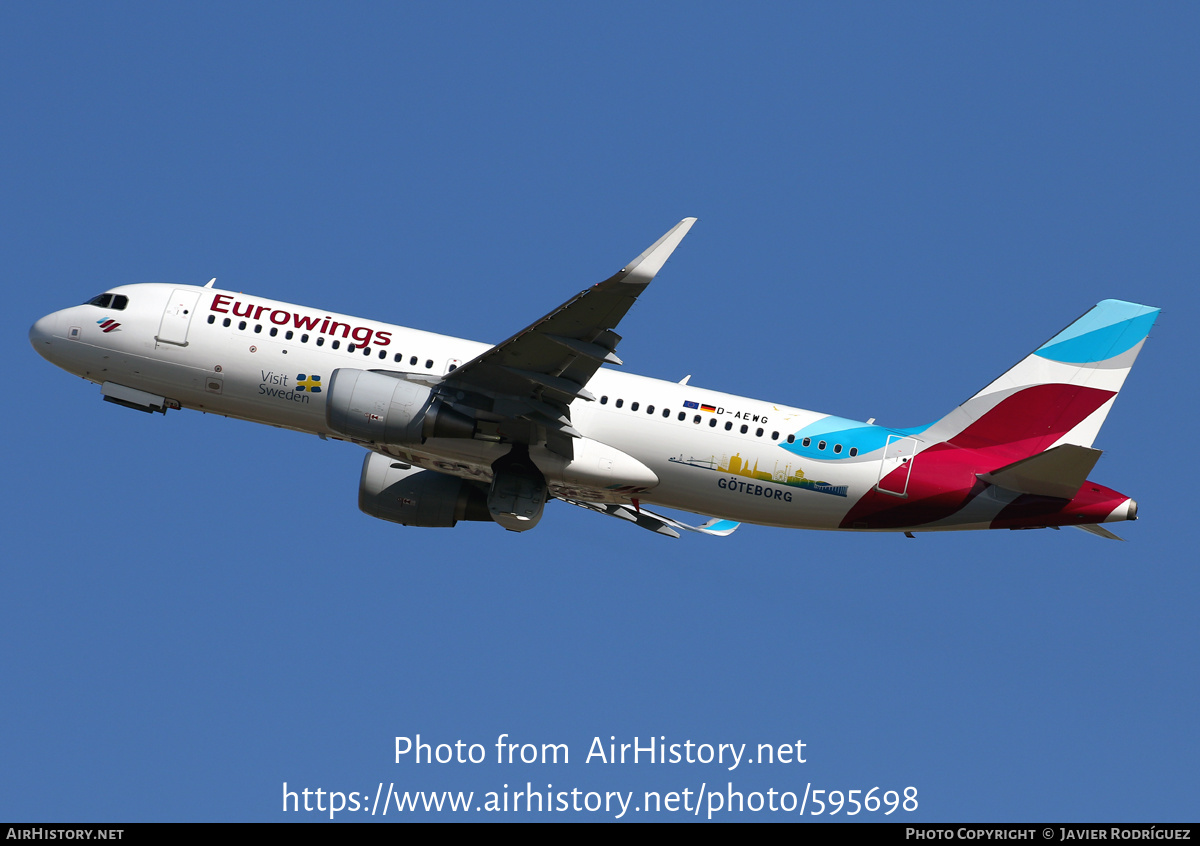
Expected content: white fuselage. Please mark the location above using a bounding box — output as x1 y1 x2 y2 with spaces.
31 282 889 530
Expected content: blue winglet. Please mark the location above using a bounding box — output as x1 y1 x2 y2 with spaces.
697 518 740 536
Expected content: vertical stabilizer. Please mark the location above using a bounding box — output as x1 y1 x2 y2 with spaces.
923 300 1159 460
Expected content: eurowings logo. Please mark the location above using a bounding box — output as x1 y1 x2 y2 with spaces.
96 318 120 333
296 374 322 393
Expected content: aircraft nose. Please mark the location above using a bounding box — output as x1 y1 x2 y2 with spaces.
29 312 61 356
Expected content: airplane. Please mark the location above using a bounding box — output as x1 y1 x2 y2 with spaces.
29 219 1159 540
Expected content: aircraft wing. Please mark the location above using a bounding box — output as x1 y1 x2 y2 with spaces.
434 218 697 456
563 498 740 539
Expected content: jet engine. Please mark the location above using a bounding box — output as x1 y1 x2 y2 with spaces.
326 369 474 445
358 452 492 528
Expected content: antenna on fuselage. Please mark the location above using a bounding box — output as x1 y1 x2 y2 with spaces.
204 278 216 288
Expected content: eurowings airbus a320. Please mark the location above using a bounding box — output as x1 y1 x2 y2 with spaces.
29 219 1158 540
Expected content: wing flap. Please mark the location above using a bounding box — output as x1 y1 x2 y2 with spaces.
545 334 623 365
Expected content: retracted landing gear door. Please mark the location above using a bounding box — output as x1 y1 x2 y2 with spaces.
156 289 202 346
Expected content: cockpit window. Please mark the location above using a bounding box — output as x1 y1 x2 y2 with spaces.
84 293 129 310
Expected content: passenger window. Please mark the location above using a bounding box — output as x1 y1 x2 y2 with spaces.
600 396 608 405
756 428 763 437
269 327 278 337
677 411 685 421
802 437 810 447
332 340 340 350
316 337 324 346
663 409 671 418
631 402 639 411
223 318 231 327
379 350 386 360
693 415 701 424
394 353 402 362
818 440 826 450
740 424 748 434
348 343 356 352
834 444 842 454
425 360 433 369
849 447 858 457
301 334 309 343
771 431 779 441
787 434 795 444
725 421 733 431
254 324 262 333
207 315 215 324
709 418 717 427
616 399 624 408
448 363 457 371
286 330 294 340
410 356 418 366
238 321 247 330
647 405 655 414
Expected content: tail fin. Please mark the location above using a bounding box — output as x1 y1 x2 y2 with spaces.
924 300 1160 461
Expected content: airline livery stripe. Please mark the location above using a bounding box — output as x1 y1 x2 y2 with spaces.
1036 311 1159 364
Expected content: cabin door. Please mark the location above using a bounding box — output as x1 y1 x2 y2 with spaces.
156 289 202 346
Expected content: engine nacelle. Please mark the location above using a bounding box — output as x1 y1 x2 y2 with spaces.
359 452 492 527
326 369 474 445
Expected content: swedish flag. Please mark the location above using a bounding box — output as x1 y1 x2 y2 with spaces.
296 374 322 393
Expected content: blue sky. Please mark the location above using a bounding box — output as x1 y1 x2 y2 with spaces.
4 2 1197 821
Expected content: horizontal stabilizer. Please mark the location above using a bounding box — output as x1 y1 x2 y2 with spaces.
1073 523 1125 541
979 443 1102 500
